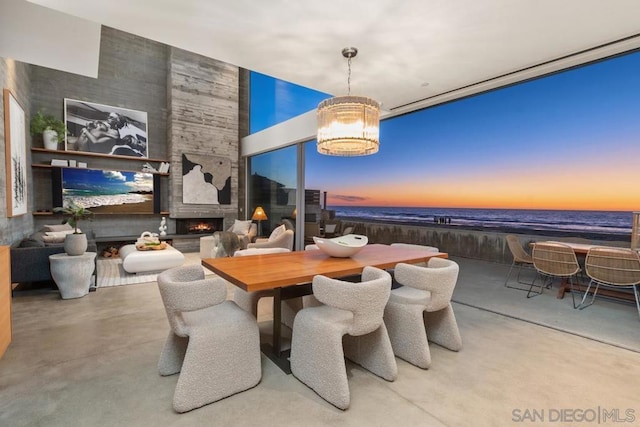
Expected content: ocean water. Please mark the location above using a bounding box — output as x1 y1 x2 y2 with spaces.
330 206 634 236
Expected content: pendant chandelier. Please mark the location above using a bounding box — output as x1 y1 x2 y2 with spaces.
317 47 381 156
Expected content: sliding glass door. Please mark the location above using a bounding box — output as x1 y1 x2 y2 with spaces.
247 145 298 239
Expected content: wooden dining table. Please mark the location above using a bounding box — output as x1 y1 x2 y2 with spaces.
202 244 448 373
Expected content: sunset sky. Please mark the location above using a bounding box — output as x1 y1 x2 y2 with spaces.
251 50 640 211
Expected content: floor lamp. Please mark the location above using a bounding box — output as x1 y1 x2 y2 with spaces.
252 206 268 237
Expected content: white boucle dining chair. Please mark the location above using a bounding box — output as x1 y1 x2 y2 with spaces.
157 265 261 413
383 258 462 369
290 266 397 410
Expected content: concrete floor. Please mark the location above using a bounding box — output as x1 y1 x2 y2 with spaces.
2 256 640 426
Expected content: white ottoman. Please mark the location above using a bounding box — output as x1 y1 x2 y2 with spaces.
119 244 184 274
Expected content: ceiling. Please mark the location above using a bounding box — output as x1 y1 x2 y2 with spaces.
23 0 640 116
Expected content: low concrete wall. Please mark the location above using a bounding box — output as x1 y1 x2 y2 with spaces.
347 221 629 264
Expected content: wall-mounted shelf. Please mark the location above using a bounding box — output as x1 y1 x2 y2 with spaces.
31 163 169 176
33 211 170 216
31 147 170 215
31 147 167 163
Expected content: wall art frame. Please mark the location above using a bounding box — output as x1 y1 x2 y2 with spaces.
4 88 28 217
64 98 149 158
182 153 231 205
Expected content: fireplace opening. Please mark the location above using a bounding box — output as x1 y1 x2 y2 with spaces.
176 218 224 235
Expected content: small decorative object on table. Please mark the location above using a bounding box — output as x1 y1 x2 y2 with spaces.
159 217 167 236
142 162 158 173
158 162 170 173
135 231 167 250
51 159 69 167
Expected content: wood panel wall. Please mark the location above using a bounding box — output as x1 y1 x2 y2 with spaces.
0 245 11 358
167 46 240 227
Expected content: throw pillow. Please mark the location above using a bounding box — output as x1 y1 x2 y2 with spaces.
268 224 286 242
43 223 73 232
19 238 45 248
231 219 252 235
42 234 66 244
45 229 77 237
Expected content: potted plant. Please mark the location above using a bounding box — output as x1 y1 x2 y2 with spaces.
30 110 67 150
53 201 93 255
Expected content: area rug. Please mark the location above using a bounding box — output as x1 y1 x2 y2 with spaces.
96 252 212 288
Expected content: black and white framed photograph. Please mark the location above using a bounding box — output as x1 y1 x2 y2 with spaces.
64 98 148 158
4 88 28 217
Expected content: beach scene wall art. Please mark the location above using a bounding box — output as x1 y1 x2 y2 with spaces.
181 153 231 205
61 168 155 214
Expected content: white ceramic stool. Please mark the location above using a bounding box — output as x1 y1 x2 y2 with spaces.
49 252 96 299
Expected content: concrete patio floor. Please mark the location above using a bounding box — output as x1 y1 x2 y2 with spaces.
1 255 639 426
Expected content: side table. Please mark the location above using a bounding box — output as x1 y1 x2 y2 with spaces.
49 252 97 299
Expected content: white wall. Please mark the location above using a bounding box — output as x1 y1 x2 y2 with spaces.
0 0 101 78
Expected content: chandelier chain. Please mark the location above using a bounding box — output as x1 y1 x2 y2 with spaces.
347 56 352 95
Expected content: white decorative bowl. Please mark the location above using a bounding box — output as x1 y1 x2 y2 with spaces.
313 234 368 258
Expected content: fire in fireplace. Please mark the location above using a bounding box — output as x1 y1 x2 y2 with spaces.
176 218 224 235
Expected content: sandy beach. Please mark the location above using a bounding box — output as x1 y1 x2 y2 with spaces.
87 198 154 214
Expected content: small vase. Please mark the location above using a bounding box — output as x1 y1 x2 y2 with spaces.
64 233 88 256
43 129 59 150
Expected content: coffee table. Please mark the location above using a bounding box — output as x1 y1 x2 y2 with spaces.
119 244 184 273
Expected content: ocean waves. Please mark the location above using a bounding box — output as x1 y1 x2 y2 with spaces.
331 206 633 235
64 193 150 209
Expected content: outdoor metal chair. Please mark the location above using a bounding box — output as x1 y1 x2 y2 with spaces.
504 235 535 290
581 247 640 320
530 241 581 308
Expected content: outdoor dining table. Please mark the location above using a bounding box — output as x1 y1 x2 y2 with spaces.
202 243 448 373
532 241 635 301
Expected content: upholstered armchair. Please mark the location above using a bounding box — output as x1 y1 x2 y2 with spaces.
227 219 257 249
383 258 462 369
248 228 294 251
290 266 397 410
323 220 341 238
156 265 261 413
